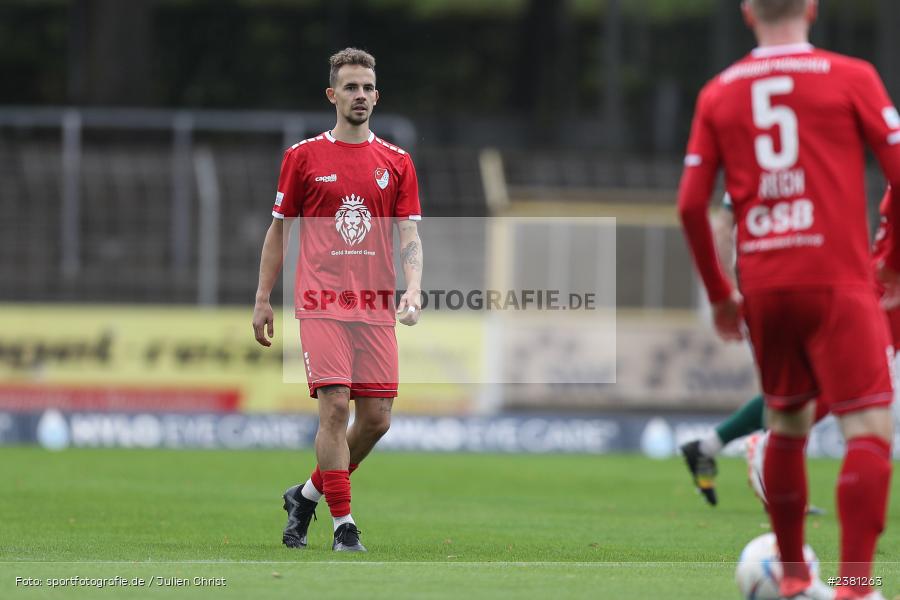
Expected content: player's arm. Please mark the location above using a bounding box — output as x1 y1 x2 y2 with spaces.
678 170 735 307
253 147 302 346
677 87 742 341
396 219 423 326
852 65 900 289
252 218 285 347
712 203 737 285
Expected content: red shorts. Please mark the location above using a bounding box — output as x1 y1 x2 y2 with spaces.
743 287 894 416
298 318 398 399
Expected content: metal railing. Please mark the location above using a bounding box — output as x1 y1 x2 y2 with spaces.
0 107 418 305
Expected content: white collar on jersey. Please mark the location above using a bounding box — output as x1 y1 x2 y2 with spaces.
324 130 375 144
751 43 814 58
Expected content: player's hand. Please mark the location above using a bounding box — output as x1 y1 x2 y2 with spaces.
712 290 744 342
252 300 275 347
396 288 422 326
878 261 900 310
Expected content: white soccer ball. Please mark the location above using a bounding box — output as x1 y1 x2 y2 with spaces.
745 431 769 506
735 533 819 600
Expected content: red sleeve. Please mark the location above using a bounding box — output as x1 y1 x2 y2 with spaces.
677 84 733 304
850 64 900 268
394 153 422 221
272 147 304 219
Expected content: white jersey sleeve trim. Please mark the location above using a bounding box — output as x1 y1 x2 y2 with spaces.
883 107 900 129
272 211 285 219
375 137 408 155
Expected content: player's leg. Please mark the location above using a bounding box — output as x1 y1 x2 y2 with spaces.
811 290 894 600
715 394 766 445
287 385 366 552
317 322 397 552
763 401 815 597
744 399 829 515
314 384 366 551
348 396 393 465
680 394 765 506
833 408 893 600
314 399 391 554
283 319 358 550
345 323 399 467
743 289 823 598
300 405 378 502
288 324 395 552
292 395 392 551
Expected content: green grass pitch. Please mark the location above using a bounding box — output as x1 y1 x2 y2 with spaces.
1 448 898 599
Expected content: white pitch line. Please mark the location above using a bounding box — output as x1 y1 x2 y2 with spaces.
0 561 737 566
2 561 897 566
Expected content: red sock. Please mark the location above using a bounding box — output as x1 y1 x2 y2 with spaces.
310 466 324 494
836 436 892 598
322 469 351 518
764 432 810 596
310 462 358 494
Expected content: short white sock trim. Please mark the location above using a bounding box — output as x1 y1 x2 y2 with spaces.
699 432 723 457
301 479 322 502
333 514 355 531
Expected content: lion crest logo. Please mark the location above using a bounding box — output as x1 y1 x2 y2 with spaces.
335 194 372 246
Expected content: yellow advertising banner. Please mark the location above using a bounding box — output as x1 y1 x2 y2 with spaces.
0 305 482 414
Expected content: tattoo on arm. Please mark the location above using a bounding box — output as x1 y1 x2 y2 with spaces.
400 239 422 271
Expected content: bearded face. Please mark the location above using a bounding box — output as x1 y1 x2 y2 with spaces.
335 196 372 246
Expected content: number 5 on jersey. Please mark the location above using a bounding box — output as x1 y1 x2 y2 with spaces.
752 76 799 171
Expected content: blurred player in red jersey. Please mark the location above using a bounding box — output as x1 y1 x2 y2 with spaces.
678 0 900 597
252 48 424 552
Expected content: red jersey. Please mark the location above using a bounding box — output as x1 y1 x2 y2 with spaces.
679 43 900 303
272 131 422 325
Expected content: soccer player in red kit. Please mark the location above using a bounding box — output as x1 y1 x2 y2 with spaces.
678 1 900 598
251 48 424 552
